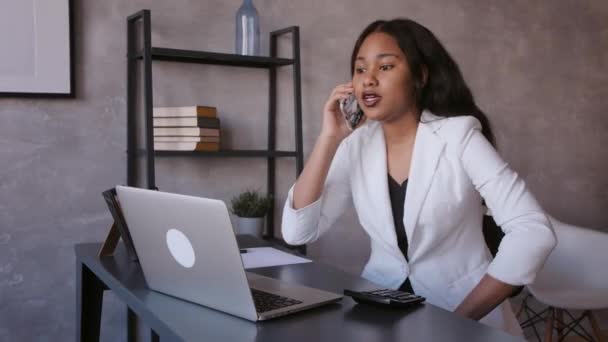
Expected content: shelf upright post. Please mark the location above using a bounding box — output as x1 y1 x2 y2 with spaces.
291 27 304 177
126 10 155 190
267 32 279 239
291 27 306 255
269 26 305 254
142 11 155 190
126 11 143 187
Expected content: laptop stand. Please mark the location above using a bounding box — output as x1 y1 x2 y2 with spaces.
99 187 139 261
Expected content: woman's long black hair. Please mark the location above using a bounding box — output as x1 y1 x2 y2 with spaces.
351 19 495 146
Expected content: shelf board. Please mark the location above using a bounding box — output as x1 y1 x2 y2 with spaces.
140 47 295 68
147 149 297 158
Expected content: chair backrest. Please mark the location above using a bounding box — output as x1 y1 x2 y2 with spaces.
529 216 608 291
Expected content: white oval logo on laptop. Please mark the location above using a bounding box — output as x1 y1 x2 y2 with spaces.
166 229 196 268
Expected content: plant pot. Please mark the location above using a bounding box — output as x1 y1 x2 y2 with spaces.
234 216 265 238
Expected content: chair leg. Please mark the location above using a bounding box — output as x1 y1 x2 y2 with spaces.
588 310 605 342
544 307 554 342
556 309 564 341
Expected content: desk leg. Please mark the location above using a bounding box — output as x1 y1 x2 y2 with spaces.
128 307 137 342
76 262 106 342
151 329 159 342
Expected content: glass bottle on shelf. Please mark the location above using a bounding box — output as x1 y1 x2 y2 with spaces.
235 0 261 56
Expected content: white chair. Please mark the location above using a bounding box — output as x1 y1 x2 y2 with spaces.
517 215 608 342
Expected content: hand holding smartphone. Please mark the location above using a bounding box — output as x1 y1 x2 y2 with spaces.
339 94 364 131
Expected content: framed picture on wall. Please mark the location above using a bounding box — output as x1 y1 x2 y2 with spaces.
0 0 74 97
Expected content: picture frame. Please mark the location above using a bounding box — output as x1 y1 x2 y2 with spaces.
0 0 74 98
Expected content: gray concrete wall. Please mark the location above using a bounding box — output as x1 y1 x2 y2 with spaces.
0 0 606 340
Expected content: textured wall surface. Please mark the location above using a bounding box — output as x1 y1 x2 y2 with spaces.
0 0 606 340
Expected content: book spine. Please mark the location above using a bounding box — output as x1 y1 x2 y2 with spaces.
197 117 219 128
152 117 220 128
154 142 220 151
194 142 220 151
153 106 217 118
153 127 220 137
154 136 220 143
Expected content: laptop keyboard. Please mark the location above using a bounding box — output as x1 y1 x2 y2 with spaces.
251 288 302 313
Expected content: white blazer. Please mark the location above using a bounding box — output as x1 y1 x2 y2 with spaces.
281 110 557 335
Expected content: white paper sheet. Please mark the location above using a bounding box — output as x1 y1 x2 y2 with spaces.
241 247 312 269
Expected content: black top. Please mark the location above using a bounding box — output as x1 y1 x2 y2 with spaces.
388 174 414 293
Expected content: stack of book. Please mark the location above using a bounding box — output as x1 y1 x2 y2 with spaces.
153 106 221 151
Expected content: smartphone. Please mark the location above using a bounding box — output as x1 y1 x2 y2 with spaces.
340 94 364 131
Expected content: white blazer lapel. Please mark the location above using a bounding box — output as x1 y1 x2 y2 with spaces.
403 113 446 252
360 124 399 252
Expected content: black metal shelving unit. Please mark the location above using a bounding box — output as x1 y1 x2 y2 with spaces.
126 10 304 250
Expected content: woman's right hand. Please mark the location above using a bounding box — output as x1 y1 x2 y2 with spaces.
320 82 357 142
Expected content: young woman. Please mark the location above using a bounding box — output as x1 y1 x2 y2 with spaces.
281 19 556 335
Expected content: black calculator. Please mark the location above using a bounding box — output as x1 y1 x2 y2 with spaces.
344 289 425 308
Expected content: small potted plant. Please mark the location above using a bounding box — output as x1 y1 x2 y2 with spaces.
230 189 272 238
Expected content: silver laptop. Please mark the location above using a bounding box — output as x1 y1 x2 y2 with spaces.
115 185 342 321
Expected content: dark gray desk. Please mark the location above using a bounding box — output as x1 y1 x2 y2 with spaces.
75 237 523 342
